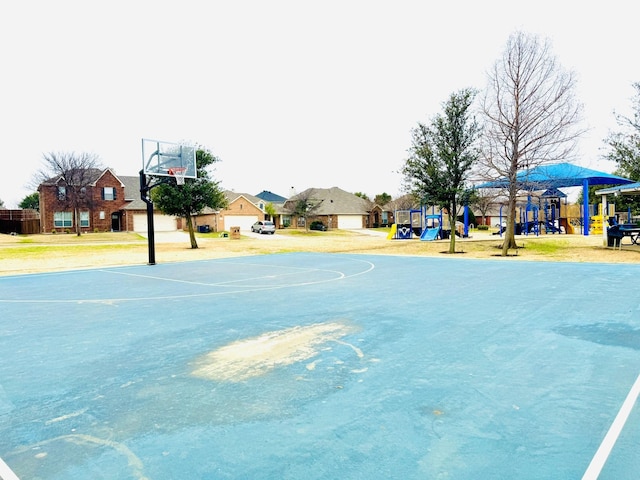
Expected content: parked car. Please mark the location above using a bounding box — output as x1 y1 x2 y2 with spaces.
309 221 327 231
251 220 276 234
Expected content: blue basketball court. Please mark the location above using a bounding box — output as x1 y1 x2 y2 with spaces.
1 253 639 479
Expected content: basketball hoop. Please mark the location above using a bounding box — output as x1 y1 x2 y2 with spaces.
168 167 187 185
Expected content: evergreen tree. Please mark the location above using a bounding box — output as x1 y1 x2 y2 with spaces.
19 192 39 211
153 146 227 248
403 88 480 253
603 82 640 181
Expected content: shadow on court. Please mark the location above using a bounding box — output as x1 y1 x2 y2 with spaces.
0 253 639 479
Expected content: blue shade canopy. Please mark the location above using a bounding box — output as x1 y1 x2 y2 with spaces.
595 182 640 196
477 162 634 189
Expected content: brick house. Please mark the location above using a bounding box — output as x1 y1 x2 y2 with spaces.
191 191 270 233
39 168 129 233
282 187 371 229
368 204 394 228
118 175 179 232
193 187 372 232
38 169 178 233
369 194 421 228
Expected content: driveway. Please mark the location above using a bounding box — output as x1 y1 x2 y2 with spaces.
242 230 283 239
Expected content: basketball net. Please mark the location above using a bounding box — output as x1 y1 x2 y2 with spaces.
168 167 187 185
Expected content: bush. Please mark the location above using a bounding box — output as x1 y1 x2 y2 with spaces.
310 221 327 231
457 210 476 226
477 225 489 231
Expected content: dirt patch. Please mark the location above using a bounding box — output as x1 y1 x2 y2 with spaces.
191 322 357 382
0 230 639 276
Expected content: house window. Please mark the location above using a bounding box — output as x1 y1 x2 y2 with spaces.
80 211 90 228
54 211 73 228
102 187 116 201
382 212 389 224
57 186 66 200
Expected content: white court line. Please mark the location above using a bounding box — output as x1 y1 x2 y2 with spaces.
582 373 640 480
0 258 375 303
0 456 20 480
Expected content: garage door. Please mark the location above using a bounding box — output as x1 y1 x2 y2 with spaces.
337 215 364 229
132 214 178 232
223 215 258 232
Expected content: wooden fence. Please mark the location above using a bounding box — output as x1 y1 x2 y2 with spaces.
0 210 41 234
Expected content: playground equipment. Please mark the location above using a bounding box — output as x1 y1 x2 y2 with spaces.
420 214 442 241
589 203 616 235
495 190 587 236
393 210 414 239
391 206 472 241
391 209 424 239
386 224 397 240
521 200 540 235
541 188 563 233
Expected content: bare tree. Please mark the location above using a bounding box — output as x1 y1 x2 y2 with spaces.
472 188 503 227
481 31 584 255
391 193 419 211
36 152 104 236
603 82 640 180
284 189 323 230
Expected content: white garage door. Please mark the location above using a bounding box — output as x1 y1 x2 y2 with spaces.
132 214 178 232
337 215 364 229
223 215 258 232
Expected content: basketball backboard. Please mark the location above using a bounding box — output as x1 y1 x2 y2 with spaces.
141 138 197 179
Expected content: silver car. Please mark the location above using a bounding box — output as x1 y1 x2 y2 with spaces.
251 220 276 234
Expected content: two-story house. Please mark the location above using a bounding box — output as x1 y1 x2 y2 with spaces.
38 169 178 233
38 168 128 233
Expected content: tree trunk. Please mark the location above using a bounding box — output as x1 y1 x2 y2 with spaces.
74 207 81 236
186 215 198 249
501 186 519 255
448 211 456 253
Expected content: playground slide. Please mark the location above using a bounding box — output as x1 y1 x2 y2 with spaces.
386 224 397 240
420 228 440 241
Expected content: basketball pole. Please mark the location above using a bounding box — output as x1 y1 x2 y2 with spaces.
140 139 195 265
140 170 157 265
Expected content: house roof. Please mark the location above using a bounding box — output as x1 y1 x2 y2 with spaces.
119 175 147 210
286 187 370 215
39 168 105 186
225 190 265 206
38 169 145 210
255 190 287 203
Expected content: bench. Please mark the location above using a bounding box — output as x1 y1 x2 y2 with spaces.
607 224 640 247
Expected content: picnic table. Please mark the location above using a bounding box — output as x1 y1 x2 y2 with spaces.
607 223 640 247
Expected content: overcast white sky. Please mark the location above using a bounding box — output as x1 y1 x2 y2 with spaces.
1 1 638 208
